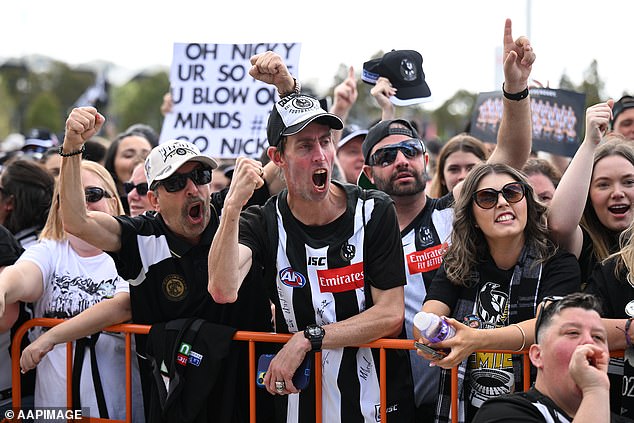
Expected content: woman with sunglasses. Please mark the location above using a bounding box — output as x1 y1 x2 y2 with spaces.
123 163 154 217
414 162 580 422
0 161 144 422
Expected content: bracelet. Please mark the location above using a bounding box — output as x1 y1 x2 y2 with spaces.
511 323 526 352
58 144 85 157
502 83 529 101
626 318 633 348
278 78 301 98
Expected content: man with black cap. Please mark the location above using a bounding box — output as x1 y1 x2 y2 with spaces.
612 95 634 140
209 51 415 423
360 18 536 422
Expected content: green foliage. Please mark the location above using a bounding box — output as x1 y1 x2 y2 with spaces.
558 59 605 108
109 71 170 135
24 92 63 133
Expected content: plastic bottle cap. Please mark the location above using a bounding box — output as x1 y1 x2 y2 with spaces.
414 312 438 331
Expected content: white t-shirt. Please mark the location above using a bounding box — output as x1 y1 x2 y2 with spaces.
18 239 144 422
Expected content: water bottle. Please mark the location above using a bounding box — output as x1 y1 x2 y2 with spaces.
414 311 456 343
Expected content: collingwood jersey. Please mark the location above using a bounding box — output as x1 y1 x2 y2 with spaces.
240 181 415 423
401 194 454 407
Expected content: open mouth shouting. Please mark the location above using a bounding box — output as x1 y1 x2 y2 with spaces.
312 169 328 190
186 200 204 224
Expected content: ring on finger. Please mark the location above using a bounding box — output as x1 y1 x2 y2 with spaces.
275 380 285 393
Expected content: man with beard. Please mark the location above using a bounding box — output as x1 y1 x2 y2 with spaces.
360 18 535 422
209 51 415 423
40 108 276 423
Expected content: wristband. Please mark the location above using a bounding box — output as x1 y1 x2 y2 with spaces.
58 144 85 157
502 83 529 101
279 78 301 98
626 318 633 348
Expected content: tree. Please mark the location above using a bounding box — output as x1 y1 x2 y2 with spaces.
432 89 477 140
109 71 170 135
23 92 63 134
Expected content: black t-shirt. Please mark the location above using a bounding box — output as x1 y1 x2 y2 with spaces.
425 248 580 417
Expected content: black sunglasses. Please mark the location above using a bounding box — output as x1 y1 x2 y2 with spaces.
85 187 112 203
368 139 425 167
123 181 149 196
473 181 525 209
153 167 212 193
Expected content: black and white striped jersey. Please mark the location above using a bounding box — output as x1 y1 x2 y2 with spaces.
401 193 454 407
240 181 415 423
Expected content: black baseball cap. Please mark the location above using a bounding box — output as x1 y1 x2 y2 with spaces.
612 95 634 127
266 94 343 147
362 50 432 106
362 119 421 163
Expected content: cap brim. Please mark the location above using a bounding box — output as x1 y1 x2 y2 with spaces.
390 82 433 106
152 156 219 183
338 129 369 149
282 113 343 137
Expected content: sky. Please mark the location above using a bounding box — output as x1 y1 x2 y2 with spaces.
3 0 633 110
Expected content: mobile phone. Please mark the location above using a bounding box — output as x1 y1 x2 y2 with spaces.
414 342 447 360
257 353 312 390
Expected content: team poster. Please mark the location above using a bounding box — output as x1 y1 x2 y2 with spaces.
470 88 586 157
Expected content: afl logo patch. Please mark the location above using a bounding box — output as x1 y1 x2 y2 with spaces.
162 274 188 301
279 267 307 288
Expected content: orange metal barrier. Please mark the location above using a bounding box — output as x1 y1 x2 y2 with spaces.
7 318 623 423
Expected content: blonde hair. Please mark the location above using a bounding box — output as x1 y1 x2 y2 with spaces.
40 160 124 241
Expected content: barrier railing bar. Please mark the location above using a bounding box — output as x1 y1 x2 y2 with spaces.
10 319 627 423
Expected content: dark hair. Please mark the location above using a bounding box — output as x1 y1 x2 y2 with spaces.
535 293 603 343
0 160 55 236
125 123 159 148
83 139 108 163
104 130 153 188
429 134 488 198
444 163 555 285
521 158 561 187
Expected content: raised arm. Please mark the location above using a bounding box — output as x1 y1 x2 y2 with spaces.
370 77 397 121
487 18 535 169
548 101 613 257
330 66 358 126
60 107 122 252
208 157 263 303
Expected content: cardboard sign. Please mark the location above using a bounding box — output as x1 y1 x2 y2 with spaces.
470 88 586 157
160 43 301 159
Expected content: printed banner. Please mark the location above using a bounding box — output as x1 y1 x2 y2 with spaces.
160 43 301 159
470 88 586 157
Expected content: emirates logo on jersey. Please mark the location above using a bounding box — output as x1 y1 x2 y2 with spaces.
279 267 307 288
317 262 364 293
406 243 447 275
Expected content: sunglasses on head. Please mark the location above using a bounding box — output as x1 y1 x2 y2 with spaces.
85 187 112 203
153 167 212 193
473 181 525 209
368 139 425 167
534 295 565 341
123 181 149 196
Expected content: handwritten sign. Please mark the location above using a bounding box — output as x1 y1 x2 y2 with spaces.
160 43 301 158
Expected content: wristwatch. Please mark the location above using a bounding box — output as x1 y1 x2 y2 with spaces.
304 324 325 351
